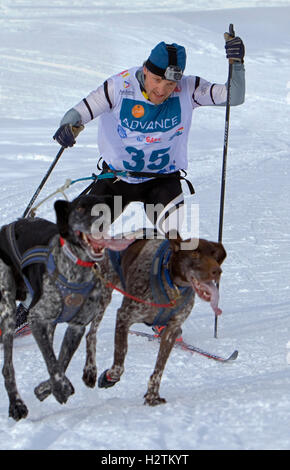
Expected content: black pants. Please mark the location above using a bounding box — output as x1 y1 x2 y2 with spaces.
88 168 183 227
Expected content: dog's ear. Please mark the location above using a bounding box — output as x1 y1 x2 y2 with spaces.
168 231 183 252
210 241 227 264
54 200 71 238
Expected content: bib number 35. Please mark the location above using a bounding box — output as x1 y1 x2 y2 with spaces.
123 146 170 172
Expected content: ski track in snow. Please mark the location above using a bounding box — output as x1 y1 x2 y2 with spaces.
0 0 290 451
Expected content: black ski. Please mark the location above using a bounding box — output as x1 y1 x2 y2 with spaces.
129 330 238 363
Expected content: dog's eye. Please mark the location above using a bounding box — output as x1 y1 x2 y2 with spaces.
76 207 85 214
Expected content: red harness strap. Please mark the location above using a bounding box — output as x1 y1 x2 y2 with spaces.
104 281 177 308
59 236 95 268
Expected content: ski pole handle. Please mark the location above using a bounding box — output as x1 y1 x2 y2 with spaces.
224 23 235 42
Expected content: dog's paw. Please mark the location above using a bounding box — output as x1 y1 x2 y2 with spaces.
9 398 29 421
34 380 52 402
144 393 167 406
82 366 97 388
98 369 120 389
51 375 75 404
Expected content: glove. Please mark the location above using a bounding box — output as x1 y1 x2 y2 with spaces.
224 35 245 63
53 123 84 148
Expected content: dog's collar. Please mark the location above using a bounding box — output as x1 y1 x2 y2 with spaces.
59 236 96 268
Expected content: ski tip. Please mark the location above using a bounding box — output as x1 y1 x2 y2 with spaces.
228 349 239 361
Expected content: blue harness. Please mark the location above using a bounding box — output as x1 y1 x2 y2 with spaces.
149 240 194 326
6 222 97 324
22 247 97 324
108 249 126 290
108 240 194 327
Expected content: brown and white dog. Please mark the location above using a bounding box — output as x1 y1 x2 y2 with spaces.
82 235 226 406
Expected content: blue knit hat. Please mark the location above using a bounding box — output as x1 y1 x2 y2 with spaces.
145 41 186 78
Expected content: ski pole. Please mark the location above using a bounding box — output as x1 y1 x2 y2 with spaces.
214 23 235 339
22 146 65 218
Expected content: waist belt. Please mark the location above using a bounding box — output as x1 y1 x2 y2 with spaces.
78 161 195 197
103 162 195 195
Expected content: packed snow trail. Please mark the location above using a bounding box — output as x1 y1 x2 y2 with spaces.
0 0 290 450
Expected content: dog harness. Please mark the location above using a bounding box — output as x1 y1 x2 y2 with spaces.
108 239 194 327
23 247 97 324
107 249 126 290
149 240 194 326
5 222 97 324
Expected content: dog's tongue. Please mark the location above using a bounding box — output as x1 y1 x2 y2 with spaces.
104 237 134 251
191 280 222 316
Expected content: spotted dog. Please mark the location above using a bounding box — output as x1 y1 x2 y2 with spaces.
0 195 132 420
82 236 226 406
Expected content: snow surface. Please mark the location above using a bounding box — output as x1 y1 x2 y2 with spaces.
1 0 290 451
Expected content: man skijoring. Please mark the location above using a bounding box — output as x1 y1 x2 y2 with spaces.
53 35 245 232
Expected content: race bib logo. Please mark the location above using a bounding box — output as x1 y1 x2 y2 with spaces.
120 98 181 133
118 70 130 78
117 125 127 139
169 126 184 141
132 104 145 118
